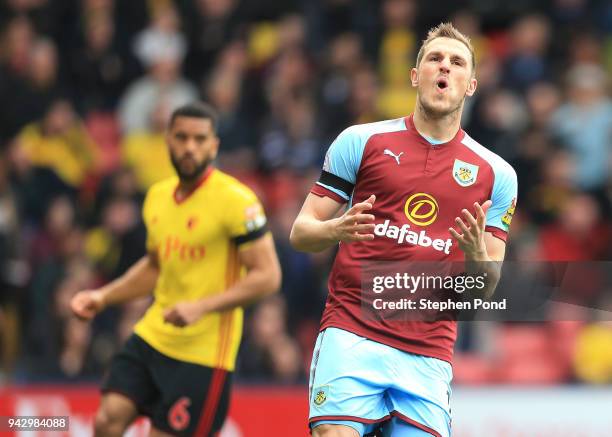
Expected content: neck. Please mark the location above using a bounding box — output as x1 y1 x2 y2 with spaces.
175 166 211 198
177 179 199 195
413 99 463 143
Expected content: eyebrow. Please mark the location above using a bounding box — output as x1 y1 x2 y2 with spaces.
427 50 468 64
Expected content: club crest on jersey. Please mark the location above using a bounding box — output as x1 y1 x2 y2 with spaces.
186 216 198 230
453 159 479 187
312 385 329 407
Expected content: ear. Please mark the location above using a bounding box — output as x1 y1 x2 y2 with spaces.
210 136 220 160
410 67 419 87
466 77 478 97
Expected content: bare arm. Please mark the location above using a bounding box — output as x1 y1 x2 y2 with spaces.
290 193 377 253
450 201 507 299
465 232 505 299
71 253 159 320
163 234 281 327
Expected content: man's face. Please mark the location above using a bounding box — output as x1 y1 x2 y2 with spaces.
411 37 477 117
166 116 219 182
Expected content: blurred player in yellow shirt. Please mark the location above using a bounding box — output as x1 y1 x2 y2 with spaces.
71 102 281 437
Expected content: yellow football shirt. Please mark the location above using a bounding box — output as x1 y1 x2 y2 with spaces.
134 168 268 371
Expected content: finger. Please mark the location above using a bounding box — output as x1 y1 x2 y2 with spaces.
346 233 375 242
70 295 85 310
70 299 82 315
349 195 376 214
72 300 93 319
164 309 187 327
352 214 376 223
74 307 94 320
455 217 470 235
81 304 97 318
449 227 463 241
163 309 176 323
461 209 478 227
474 202 486 227
171 317 186 327
480 200 492 215
348 223 376 233
349 201 374 214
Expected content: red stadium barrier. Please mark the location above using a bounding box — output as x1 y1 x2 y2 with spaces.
0 385 310 436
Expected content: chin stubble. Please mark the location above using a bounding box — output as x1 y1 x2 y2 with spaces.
417 95 464 123
171 154 212 183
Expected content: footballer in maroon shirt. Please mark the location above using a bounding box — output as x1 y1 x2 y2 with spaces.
291 23 517 437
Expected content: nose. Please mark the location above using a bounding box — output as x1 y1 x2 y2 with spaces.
184 138 198 154
439 57 451 74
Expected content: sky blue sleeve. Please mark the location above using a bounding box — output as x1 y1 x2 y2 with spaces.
316 126 366 201
485 162 518 233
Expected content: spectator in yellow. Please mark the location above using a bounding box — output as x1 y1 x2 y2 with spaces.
120 98 175 192
16 99 99 188
574 322 612 384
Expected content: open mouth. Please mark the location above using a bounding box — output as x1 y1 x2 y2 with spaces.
436 78 449 90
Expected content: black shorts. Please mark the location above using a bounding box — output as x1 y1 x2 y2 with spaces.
102 334 232 436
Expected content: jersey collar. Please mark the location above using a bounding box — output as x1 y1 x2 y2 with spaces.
405 114 465 147
173 166 214 204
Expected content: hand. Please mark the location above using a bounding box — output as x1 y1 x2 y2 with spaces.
331 194 376 243
70 290 106 320
449 200 492 259
163 301 207 327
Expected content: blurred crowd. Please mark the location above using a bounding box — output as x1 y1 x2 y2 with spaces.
0 0 611 386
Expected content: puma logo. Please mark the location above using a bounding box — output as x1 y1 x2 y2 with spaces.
384 149 404 165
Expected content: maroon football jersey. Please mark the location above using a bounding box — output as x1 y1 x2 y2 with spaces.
311 115 517 363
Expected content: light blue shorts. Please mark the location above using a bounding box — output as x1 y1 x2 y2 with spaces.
308 328 452 437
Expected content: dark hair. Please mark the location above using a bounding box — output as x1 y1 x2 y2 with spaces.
168 102 219 130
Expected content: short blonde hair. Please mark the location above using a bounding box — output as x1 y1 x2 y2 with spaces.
415 22 475 72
